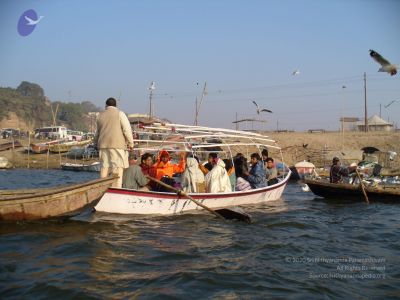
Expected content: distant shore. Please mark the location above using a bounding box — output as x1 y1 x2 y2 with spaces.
0 131 399 169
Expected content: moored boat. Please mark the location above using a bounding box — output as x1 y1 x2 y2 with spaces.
0 175 117 221
294 161 317 179
0 140 23 152
95 123 291 216
61 162 100 172
49 139 92 153
30 139 62 154
303 178 400 202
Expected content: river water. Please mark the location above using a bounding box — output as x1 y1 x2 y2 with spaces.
0 169 399 299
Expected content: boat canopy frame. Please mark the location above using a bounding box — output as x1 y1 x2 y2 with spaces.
132 123 288 178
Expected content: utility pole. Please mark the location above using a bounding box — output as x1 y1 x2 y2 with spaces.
341 85 346 150
364 72 368 132
194 97 198 126
235 112 238 130
194 81 207 126
148 81 155 119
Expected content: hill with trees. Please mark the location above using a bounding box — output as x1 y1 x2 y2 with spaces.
0 81 102 131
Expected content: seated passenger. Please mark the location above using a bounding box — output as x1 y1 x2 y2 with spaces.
223 158 236 191
233 156 251 191
181 156 205 193
261 148 269 166
122 153 149 190
154 150 186 180
243 153 267 189
205 157 232 193
140 153 157 189
265 157 279 185
199 152 217 175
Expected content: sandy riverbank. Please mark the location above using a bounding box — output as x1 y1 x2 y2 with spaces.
1 131 399 169
266 131 399 167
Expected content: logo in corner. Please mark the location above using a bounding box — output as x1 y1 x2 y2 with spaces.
17 9 44 37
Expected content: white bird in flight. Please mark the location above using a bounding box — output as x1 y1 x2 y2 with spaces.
292 70 300 76
369 49 398 76
252 101 272 114
25 15 44 26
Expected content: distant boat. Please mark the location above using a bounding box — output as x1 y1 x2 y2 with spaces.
294 161 317 179
303 178 400 202
30 139 62 154
0 140 23 152
66 144 98 159
49 140 92 153
61 162 100 172
0 175 117 221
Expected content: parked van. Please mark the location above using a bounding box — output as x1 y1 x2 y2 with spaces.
35 126 68 139
67 130 84 141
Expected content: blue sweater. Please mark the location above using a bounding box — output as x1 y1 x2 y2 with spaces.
246 161 267 189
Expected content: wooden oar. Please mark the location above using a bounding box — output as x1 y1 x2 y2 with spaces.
146 175 251 223
355 169 369 204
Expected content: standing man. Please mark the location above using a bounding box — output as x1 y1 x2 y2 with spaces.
94 97 133 188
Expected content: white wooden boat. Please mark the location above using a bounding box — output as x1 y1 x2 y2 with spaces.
95 123 291 216
294 161 317 179
95 177 289 215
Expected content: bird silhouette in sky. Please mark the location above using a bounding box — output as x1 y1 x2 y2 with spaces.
369 49 398 76
252 101 272 114
25 15 44 25
292 70 300 76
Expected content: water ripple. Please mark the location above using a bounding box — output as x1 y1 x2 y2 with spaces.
0 171 399 298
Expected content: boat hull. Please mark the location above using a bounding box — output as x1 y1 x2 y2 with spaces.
0 176 117 221
303 179 400 202
61 162 100 172
95 171 290 215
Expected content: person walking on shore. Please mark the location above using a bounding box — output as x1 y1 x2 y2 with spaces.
94 97 133 188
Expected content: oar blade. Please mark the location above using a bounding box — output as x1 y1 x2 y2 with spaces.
215 207 251 223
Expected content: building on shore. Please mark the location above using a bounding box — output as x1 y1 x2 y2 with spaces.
357 115 394 132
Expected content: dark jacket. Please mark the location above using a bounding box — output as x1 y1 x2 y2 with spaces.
329 164 349 183
246 161 267 189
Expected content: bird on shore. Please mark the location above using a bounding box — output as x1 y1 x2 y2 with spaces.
25 15 44 25
252 101 272 114
369 49 398 76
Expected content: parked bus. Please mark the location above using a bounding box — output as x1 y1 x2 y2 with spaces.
34 126 68 140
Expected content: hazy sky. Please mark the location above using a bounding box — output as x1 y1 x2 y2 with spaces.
1 0 399 131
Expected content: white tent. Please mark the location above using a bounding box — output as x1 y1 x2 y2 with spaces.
357 115 393 132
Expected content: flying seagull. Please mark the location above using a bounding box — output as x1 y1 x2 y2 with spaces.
25 15 44 26
292 70 300 76
369 49 398 76
252 101 272 114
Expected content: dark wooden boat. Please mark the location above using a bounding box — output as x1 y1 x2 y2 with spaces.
303 178 400 202
0 175 118 221
0 140 23 152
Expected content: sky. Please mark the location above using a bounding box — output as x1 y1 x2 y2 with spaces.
0 0 399 131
